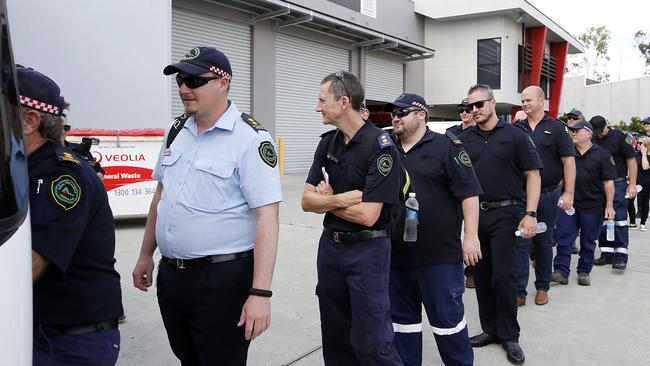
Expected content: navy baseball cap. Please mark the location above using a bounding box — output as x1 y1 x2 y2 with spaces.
384 93 429 114
457 98 469 108
567 108 583 119
589 115 607 134
642 116 650 125
163 46 232 79
16 67 65 116
567 121 593 133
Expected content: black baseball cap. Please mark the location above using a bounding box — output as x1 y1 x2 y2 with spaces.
589 115 607 134
384 93 429 115
457 98 469 108
567 121 593 133
163 46 232 79
642 116 650 125
566 109 583 119
17 67 65 116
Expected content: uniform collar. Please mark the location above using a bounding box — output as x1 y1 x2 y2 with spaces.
393 127 434 153
339 120 373 145
577 143 600 157
519 114 551 130
27 139 57 171
186 100 239 135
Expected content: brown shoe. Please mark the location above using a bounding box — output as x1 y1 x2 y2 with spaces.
534 290 548 305
517 296 526 306
465 275 475 289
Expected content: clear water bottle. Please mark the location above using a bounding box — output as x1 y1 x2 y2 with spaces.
559 199 575 216
624 185 643 199
605 219 615 241
403 193 419 242
515 222 547 237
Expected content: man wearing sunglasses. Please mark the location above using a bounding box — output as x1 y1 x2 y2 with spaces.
302 71 404 365
387 93 482 366
447 98 476 136
565 109 585 127
132 46 282 365
458 84 542 365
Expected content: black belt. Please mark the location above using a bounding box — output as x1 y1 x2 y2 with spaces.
162 249 253 270
541 184 560 193
53 318 118 336
479 200 521 211
323 228 388 244
614 177 626 182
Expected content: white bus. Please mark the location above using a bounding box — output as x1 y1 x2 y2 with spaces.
0 0 32 363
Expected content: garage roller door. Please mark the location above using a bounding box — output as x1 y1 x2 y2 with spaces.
365 53 404 102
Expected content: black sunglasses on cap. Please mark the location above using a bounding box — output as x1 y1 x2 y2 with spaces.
458 107 471 114
467 98 492 110
176 75 221 89
391 108 421 119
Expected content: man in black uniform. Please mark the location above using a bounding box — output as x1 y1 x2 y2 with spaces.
301 71 403 365
566 109 585 127
387 93 482 366
458 84 542 365
590 116 637 269
447 98 476 135
514 86 576 306
18 67 123 365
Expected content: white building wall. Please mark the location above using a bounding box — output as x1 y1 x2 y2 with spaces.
560 76 650 123
7 0 171 130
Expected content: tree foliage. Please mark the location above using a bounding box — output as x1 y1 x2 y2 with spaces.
617 116 644 134
567 26 611 82
634 30 650 75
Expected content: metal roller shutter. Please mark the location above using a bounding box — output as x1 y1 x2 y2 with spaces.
275 33 349 173
171 7 251 118
365 53 404 102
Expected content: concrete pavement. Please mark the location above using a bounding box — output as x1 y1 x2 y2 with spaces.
116 173 650 365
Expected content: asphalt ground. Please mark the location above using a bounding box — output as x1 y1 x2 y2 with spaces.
115 173 650 366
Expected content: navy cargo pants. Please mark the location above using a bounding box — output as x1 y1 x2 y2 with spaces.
554 209 602 276
598 180 629 262
316 234 403 366
390 263 473 366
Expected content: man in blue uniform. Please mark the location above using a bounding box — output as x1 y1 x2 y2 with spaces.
590 116 637 270
514 86 576 306
387 93 482 366
458 84 542 365
552 121 616 286
132 47 282 365
20 67 123 365
301 71 404 365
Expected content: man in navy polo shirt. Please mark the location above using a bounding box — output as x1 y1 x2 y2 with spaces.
19 67 123 365
458 84 542 365
590 116 637 270
514 86 576 306
387 93 482 366
552 121 616 286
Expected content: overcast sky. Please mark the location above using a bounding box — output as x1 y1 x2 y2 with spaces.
527 0 649 81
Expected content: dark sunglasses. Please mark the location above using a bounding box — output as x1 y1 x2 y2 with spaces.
176 75 220 89
391 108 421 119
458 107 471 114
467 99 492 110
335 70 350 98
567 115 580 120
63 125 71 132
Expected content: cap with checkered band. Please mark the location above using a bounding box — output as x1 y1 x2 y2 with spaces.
163 46 232 79
17 67 65 116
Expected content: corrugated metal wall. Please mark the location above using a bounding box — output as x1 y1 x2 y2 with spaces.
365 53 404 102
275 33 349 173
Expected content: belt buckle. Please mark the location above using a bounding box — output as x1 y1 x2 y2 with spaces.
480 201 488 211
176 258 186 269
333 232 342 243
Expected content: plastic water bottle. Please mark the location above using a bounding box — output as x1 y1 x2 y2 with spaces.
605 219 615 241
403 193 419 242
515 222 547 237
559 199 575 216
624 185 643 199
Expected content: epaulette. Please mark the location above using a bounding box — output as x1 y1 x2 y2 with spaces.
377 132 395 149
241 112 267 132
320 129 337 138
445 130 463 146
56 146 81 166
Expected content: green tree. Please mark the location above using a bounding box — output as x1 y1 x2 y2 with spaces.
634 30 650 75
618 116 644 134
567 26 611 82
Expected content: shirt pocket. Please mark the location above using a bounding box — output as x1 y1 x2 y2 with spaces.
188 159 238 213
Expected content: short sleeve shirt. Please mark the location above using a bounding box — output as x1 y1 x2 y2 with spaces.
592 129 637 178
390 129 483 267
306 121 401 232
574 144 617 214
458 118 543 202
515 115 575 188
153 102 283 258
29 140 123 325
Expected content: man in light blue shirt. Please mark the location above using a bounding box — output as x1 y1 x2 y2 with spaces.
132 46 282 366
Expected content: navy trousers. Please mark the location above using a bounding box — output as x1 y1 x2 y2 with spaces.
598 180 629 263
316 234 403 366
554 209 602 276
33 325 120 366
390 263 473 366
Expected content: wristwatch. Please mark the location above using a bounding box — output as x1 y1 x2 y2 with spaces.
525 211 537 218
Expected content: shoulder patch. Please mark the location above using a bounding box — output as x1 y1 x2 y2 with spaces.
377 132 395 149
241 113 267 132
258 141 277 168
377 154 393 176
50 175 81 211
456 150 472 167
445 131 463 146
625 133 636 146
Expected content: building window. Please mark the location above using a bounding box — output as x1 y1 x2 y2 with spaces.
477 38 501 89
